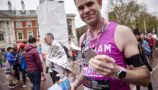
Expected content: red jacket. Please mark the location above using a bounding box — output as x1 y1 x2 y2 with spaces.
24 44 43 73
148 38 155 47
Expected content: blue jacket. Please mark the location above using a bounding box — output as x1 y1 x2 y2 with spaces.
6 52 15 65
19 52 27 70
142 40 151 55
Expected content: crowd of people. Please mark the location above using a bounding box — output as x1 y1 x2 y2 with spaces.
2 36 75 90
2 35 75 90
134 30 158 60
4 37 43 89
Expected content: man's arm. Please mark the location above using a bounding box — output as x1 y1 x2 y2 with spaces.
6 53 14 63
88 25 150 87
71 70 84 90
120 25 150 86
71 34 85 90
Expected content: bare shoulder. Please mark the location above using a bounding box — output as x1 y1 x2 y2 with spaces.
116 25 133 37
116 25 139 58
116 25 137 43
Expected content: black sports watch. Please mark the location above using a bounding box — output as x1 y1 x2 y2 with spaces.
116 68 127 79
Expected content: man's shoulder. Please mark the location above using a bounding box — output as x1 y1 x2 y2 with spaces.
116 24 133 36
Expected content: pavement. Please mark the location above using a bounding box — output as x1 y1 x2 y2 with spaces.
0 53 158 90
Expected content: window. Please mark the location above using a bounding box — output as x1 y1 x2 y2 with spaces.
0 34 4 41
15 21 22 28
30 11 36 15
26 11 30 15
26 21 32 27
17 32 23 40
20 11 26 15
27 31 33 38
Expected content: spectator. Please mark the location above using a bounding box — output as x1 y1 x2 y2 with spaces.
24 37 43 90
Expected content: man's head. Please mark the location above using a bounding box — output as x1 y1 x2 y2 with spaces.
74 0 102 25
7 47 13 53
28 37 36 45
44 33 54 45
140 33 145 40
133 29 141 41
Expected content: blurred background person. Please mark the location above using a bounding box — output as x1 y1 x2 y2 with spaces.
24 37 43 90
18 43 27 88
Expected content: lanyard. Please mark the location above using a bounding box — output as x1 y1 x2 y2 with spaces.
85 23 107 50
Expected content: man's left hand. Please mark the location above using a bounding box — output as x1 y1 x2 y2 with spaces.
89 55 119 77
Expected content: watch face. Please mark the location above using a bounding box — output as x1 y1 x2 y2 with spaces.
118 71 126 79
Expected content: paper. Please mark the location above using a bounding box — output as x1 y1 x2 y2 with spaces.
48 83 62 90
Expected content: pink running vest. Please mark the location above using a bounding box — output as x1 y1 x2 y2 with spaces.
83 22 130 90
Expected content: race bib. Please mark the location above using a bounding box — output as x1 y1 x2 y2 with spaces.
84 66 105 79
83 66 110 90
83 76 110 90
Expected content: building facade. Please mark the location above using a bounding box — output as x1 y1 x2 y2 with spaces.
12 10 39 43
0 11 14 50
0 0 78 50
0 0 39 50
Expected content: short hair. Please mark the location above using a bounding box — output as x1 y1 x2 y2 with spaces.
28 37 36 44
46 33 54 40
22 40 27 44
133 29 140 35
7 47 13 52
74 0 102 5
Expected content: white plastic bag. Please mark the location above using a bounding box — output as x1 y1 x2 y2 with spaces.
48 83 62 90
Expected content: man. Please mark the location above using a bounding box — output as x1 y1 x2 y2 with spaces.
12 44 21 83
37 44 46 81
44 33 64 83
24 37 43 90
134 30 151 58
44 33 74 84
18 44 27 87
148 33 155 59
133 30 152 90
71 0 150 90
6 47 16 88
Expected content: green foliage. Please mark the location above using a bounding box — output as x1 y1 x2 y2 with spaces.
109 0 158 33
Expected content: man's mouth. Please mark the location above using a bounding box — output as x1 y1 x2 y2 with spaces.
84 14 95 20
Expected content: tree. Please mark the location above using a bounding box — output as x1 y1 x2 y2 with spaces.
109 0 145 29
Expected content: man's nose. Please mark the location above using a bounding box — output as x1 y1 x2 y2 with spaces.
84 7 90 14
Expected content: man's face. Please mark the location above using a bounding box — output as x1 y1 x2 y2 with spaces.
75 0 102 25
10 49 13 53
44 36 52 45
135 34 140 41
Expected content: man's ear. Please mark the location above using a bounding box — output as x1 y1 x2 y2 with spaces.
97 0 102 6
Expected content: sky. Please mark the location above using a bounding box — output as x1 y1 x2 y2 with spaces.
143 0 158 15
0 0 158 27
